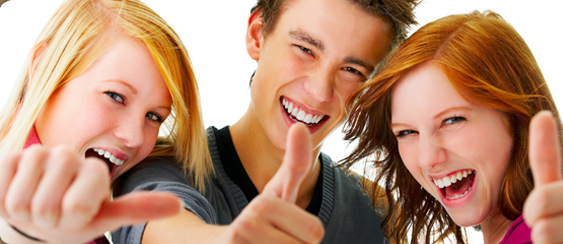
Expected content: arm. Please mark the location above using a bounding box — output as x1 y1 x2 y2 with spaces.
121 124 324 244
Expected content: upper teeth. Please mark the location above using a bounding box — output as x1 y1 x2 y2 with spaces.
93 148 124 166
282 98 325 125
433 170 473 188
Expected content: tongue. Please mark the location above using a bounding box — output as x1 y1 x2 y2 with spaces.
445 174 474 198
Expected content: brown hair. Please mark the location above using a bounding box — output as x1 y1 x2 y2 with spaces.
342 11 562 243
250 0 420 49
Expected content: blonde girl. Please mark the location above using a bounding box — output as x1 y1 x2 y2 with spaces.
0 0 211 243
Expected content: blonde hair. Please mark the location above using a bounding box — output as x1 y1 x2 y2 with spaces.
0 0 213 192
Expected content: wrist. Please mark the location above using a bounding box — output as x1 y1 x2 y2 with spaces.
8 224 45 243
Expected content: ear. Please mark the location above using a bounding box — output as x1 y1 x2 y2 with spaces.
28 43 48 79
246 9 264 61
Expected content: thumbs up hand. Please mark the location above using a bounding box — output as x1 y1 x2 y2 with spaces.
523 111 563 244
220 123 324 244
262 123 314 203
0 145 183 244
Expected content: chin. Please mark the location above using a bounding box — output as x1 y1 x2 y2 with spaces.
447 209 487 227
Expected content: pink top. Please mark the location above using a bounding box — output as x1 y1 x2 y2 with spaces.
498 215 532 244
24 128 110 244
23 127 41 148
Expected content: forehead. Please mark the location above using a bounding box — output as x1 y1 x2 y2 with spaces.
391 63 466 117
272 0 394 64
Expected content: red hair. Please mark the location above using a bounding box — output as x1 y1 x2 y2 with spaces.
342 11 561 243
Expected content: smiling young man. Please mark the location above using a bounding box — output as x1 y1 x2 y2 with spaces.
112 0 418 243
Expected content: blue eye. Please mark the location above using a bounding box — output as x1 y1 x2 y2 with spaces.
146 112 164 123
299 45 312 54
396 129 417 138
105 91 125 104
442 116 466 126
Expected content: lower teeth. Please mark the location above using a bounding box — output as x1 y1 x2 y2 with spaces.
446 187 471 200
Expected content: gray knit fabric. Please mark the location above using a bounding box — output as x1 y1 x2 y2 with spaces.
112 127 385 244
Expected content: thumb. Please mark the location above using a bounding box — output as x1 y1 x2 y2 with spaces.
529 110 563 187
87 191 182 232
262 123 313 203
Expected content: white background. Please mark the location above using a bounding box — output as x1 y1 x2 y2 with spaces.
1 1 562 243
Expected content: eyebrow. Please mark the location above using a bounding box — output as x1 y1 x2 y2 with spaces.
104 80 138 95
391 106 472 128
289 30 375 75
289 30 324 51
433 106 471 120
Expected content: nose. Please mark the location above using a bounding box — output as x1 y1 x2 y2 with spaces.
417 133 447 169
303 68 334 103
115 115 145 149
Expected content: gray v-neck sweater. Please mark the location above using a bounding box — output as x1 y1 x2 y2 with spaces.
112 127 385 244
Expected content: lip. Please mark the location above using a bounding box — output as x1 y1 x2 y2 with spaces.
85 146 131 178
95 147 130 161
433 171 477 208
428 168 472 180
279 96 328 133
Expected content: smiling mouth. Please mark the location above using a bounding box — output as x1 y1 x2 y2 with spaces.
281 97 327 126
85 148 124 176
433 169 475 200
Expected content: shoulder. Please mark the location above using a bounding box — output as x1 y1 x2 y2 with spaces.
113 156 188 195
318 153 386 242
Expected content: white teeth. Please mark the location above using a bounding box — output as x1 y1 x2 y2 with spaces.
433 170 474 189
91 148 124 166
282 98 325 125
291 107 299 117
443 177 451 187
436 179 444 188
304 114 313 124
446 187 472 200
296 111 305 121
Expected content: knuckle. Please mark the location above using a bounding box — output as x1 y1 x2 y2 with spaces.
50 147 77 166
248 198 271 214
31 203 58 227
305 218 325 242
31 199 58 219
5 198 29 220
62 200 96 220
229 221 255 243
85 157 111 176
533 219 558 243
2 151 21 166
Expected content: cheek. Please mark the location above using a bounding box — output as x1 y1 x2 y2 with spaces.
130 126 160 166
398 142 417 170
398 143 430 186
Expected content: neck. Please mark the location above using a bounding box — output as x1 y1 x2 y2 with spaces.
480 209 513 244
230 105 322 209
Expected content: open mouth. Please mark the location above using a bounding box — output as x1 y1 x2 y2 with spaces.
85 148 124 176
281 97 328 126
433 169 475 201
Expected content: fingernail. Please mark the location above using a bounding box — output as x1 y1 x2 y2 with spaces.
537 110 554 118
